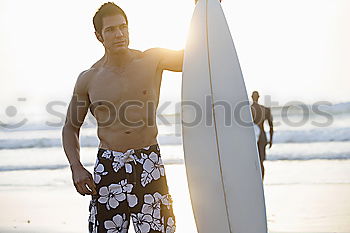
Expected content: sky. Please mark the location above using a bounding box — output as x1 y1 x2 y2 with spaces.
0 0 349 119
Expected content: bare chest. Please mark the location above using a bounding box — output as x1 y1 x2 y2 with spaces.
88 63 161 106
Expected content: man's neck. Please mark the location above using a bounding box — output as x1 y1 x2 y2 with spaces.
104 49 133 67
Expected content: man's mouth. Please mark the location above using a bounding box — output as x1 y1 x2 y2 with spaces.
113 41 126 47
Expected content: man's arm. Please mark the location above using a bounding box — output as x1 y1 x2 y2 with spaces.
266 108 274 148
62 70 96 196
146 48 184 72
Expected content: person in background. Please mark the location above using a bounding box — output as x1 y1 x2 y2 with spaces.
250 91 273 180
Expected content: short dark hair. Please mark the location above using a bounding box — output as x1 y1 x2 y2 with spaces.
252 91 259 96
93 2 128 35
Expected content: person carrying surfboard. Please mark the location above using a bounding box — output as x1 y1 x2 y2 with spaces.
62 2 183 232
251 91 274 180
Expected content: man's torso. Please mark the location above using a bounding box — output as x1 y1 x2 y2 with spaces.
84 49 163 151
251 102 270 144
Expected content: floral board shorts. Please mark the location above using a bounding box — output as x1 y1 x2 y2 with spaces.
88 144 176 233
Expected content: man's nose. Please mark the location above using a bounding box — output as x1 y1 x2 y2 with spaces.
114 28 123 37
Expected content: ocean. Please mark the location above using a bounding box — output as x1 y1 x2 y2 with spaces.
0 102 350 173
1 102 350 233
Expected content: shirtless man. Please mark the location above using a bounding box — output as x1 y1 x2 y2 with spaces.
250 91 273 180
62 3 182 232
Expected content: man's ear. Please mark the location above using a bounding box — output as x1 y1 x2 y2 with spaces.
95 31 104 43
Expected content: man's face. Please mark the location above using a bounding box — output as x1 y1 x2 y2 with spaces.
99 14 129 54
252 92 259 102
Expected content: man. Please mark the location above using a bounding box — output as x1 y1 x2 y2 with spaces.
62 3 183 233
250 91 273 180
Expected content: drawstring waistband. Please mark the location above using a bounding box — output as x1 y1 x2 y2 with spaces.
120 149 137 165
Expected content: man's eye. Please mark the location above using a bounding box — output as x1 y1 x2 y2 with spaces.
105 28 112 32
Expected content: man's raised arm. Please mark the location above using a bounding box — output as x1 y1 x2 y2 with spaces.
62 70 96 196
146 48 184 72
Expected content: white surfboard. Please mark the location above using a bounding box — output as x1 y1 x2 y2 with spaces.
181 0 268 232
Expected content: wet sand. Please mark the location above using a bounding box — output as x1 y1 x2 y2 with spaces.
1 160 350 233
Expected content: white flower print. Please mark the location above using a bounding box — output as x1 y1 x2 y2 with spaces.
125 163 132 173
112 150 136 174
127 194 138 208
161 194 173 210
89 199 98 233
94 163 108 184
119 179 138 208
166 217 176 233
140 172 153 187
141 192 169 231
91 220 99 233
141 152 165 187
93 225 98 233
104 214 128 233
113 151 124 158
150 218 162 231
102 150 112 159
98 184 126 210
112 151 124 172
88 200 97 225
112 160 125 173
132 213 152 233
141 192 162 219
119 179 132 192
135 152 148 164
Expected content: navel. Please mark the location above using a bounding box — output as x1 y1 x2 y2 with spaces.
142 90 147 95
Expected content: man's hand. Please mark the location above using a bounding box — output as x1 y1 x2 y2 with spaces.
71 164 97 196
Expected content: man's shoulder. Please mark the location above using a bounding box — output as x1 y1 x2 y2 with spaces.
256 103 271 111
251 102 264 108
263 106 272 116
74 68 97 91
143 48 159 55
130 49 143 55
132 49 163 67
142 48 166 60
252 103 271 112
78 68 97 81
263 105 271 111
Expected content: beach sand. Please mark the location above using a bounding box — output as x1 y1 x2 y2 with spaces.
1 160 350 233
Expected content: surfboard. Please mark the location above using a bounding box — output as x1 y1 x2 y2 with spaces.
181 0 268 232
